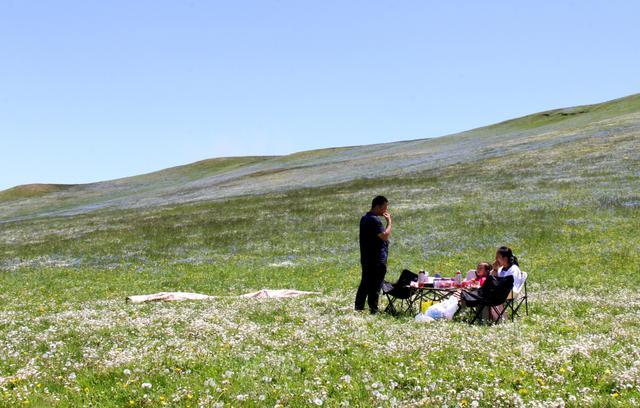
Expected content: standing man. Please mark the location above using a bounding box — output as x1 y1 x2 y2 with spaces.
355 195 392 314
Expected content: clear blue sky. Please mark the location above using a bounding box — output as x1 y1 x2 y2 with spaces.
2 1 639 191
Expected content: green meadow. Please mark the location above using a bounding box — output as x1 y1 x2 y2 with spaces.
1 95 639 407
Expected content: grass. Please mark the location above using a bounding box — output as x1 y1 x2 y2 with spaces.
0 184 77 201
492 92 640 131
1 95 640 406
2 93 639 222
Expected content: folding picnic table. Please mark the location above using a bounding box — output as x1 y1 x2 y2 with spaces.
383 270 483 317
400 284 484 314
405 285 459 314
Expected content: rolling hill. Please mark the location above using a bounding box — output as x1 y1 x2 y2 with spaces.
1 92 640 406
2 92 639 223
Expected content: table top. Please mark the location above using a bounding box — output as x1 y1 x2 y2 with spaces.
406 284 479 292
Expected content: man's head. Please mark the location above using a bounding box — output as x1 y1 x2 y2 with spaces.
370 195 388 216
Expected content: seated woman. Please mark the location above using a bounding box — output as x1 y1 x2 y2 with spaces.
492 246 524 288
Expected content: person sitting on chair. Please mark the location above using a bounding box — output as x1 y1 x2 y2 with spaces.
459 247 519 318
492 246 524 288
464 262 492 287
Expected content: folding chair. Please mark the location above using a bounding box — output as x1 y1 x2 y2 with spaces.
383 269 418 316
504 271 529 321
465 275 514 325
468 299 507 325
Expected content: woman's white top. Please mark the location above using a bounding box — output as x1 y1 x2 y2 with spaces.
497 264 524 289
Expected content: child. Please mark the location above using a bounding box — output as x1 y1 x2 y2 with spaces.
464 262 492 287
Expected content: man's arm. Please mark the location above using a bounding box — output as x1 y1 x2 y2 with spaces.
377 211 392 241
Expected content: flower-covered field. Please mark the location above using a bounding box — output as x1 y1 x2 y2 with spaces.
1 104 640 406
1 286 640 407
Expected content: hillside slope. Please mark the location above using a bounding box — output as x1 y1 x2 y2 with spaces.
1 93 640 406
1 93 639 222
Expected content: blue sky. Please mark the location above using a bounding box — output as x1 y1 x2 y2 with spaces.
1 1 639 190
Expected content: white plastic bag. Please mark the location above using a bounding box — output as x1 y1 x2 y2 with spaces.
414 313 435 323
441 296 459 320
424 297 459 321
425 303 445 320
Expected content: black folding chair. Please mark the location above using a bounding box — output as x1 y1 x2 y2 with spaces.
383 269 418 316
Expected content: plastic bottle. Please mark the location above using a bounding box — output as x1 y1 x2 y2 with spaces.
418 271 426 288
454 271 462 287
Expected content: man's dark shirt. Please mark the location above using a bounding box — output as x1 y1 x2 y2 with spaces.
359 212 388 265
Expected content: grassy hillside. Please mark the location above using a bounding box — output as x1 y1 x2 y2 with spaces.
0 156 273 222
0 184 77 201
490 92 640 131
0 94 639 406
2 93 639 223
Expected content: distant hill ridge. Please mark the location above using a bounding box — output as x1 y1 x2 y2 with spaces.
1 92 639 222
0 184 78 200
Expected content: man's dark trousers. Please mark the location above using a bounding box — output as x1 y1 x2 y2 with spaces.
355 262 387 313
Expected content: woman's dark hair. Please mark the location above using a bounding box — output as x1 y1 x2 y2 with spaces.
371 195 388 208
497 246 519 266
